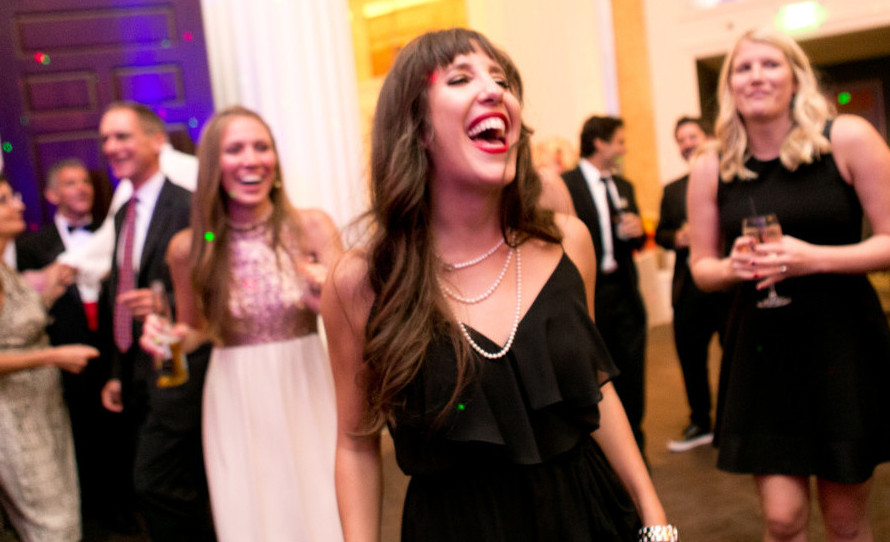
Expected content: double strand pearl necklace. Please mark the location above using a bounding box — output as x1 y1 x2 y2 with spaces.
457 246 522 360
441 237 505 271
440 247 513 304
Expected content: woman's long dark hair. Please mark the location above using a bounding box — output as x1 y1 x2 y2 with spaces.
361 28 560 433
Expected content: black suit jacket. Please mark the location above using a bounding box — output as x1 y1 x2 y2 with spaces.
109 179 200 429
561 167 646 294
654 174 693 306
17 221 100 346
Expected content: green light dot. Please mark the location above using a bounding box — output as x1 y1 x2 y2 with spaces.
837 91 852 106
161 39 172 49
2 142 12 153
41 54 51 65
204 231 215 241
457 403 466 411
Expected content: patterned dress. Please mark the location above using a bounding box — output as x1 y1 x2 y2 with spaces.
201 223 343 542
0 265 79 542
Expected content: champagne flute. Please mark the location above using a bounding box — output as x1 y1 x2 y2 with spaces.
742 214 791 309
149 280 190 387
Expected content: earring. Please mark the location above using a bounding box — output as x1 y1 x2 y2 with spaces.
274 178 282 189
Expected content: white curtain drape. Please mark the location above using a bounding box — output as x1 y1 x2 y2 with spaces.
200 0 365 229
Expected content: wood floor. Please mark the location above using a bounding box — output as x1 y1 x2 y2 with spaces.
379 324 890 542
57 323 890 541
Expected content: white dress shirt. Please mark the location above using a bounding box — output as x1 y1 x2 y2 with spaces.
578 158 619 273
54 213 98 302
116 171 165 273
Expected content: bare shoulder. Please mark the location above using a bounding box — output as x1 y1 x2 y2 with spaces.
291 207 338 239
554 213 595 270
538 168 576 216
325 248 373 319
555 213 592 250
688 148 720 194
830 115 890 183
830 115 883 159
290 207 343 257
166 228 193 266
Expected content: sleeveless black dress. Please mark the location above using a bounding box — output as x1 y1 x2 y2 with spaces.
389 254 640 542
716 126 890 483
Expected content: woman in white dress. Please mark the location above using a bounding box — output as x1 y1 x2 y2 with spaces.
141 106 344 541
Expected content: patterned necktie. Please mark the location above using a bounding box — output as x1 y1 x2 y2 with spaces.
113 196 138 351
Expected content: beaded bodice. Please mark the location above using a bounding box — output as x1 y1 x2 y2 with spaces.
225 224 316 346
0 265 49 351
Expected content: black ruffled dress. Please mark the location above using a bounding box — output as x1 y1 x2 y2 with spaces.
715 128 890 483
389 254 641 542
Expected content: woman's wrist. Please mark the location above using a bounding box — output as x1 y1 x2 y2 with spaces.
638 524 678 542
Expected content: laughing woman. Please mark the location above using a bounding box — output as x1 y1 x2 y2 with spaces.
322 29 673 542
141 107 344 541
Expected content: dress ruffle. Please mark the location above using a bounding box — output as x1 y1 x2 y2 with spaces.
391 254 618 473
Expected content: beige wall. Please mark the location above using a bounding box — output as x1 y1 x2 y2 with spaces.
466 0 613 151
643 0 890 189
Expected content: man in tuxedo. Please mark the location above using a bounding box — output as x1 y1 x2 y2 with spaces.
561 115 648 452
655 117 727 452
97 101 214 541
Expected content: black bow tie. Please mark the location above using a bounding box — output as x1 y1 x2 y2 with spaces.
67 224 86 233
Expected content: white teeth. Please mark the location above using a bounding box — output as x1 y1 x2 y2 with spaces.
240 176 262 185
468 117 506 138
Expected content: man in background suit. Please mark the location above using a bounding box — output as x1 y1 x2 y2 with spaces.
655 116 727 452
561 115 649 452
97 101 214 542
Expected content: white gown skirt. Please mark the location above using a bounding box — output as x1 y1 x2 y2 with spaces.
202 335 343 542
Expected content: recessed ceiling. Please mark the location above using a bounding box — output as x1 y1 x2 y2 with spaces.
699 25 890 71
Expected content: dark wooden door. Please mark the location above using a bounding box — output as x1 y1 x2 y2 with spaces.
0 0 214 228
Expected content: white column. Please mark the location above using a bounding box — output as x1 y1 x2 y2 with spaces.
200 0 365 228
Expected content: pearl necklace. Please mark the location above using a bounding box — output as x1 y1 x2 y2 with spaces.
440 247 513 304
441 237 505 271
457 246 521 360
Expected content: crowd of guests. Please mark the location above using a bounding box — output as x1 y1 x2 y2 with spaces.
1 23 888 542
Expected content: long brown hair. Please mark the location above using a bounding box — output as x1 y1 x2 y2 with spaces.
361 28 560 432
189 105 295 344
716 28 834 181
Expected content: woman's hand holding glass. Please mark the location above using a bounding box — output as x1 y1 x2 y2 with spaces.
738 214 791 308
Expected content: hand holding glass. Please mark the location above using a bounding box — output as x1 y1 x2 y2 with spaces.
742 214 791 309
149 280 189 387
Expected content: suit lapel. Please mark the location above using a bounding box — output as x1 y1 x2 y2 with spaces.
139 179 175 277
566 168 605 261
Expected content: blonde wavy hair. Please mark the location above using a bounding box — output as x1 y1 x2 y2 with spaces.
716 28 835 181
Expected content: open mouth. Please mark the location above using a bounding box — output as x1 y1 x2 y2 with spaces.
239 175 264 186
467 114 508 153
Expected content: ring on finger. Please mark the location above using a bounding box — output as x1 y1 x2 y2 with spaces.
780 264 788 274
